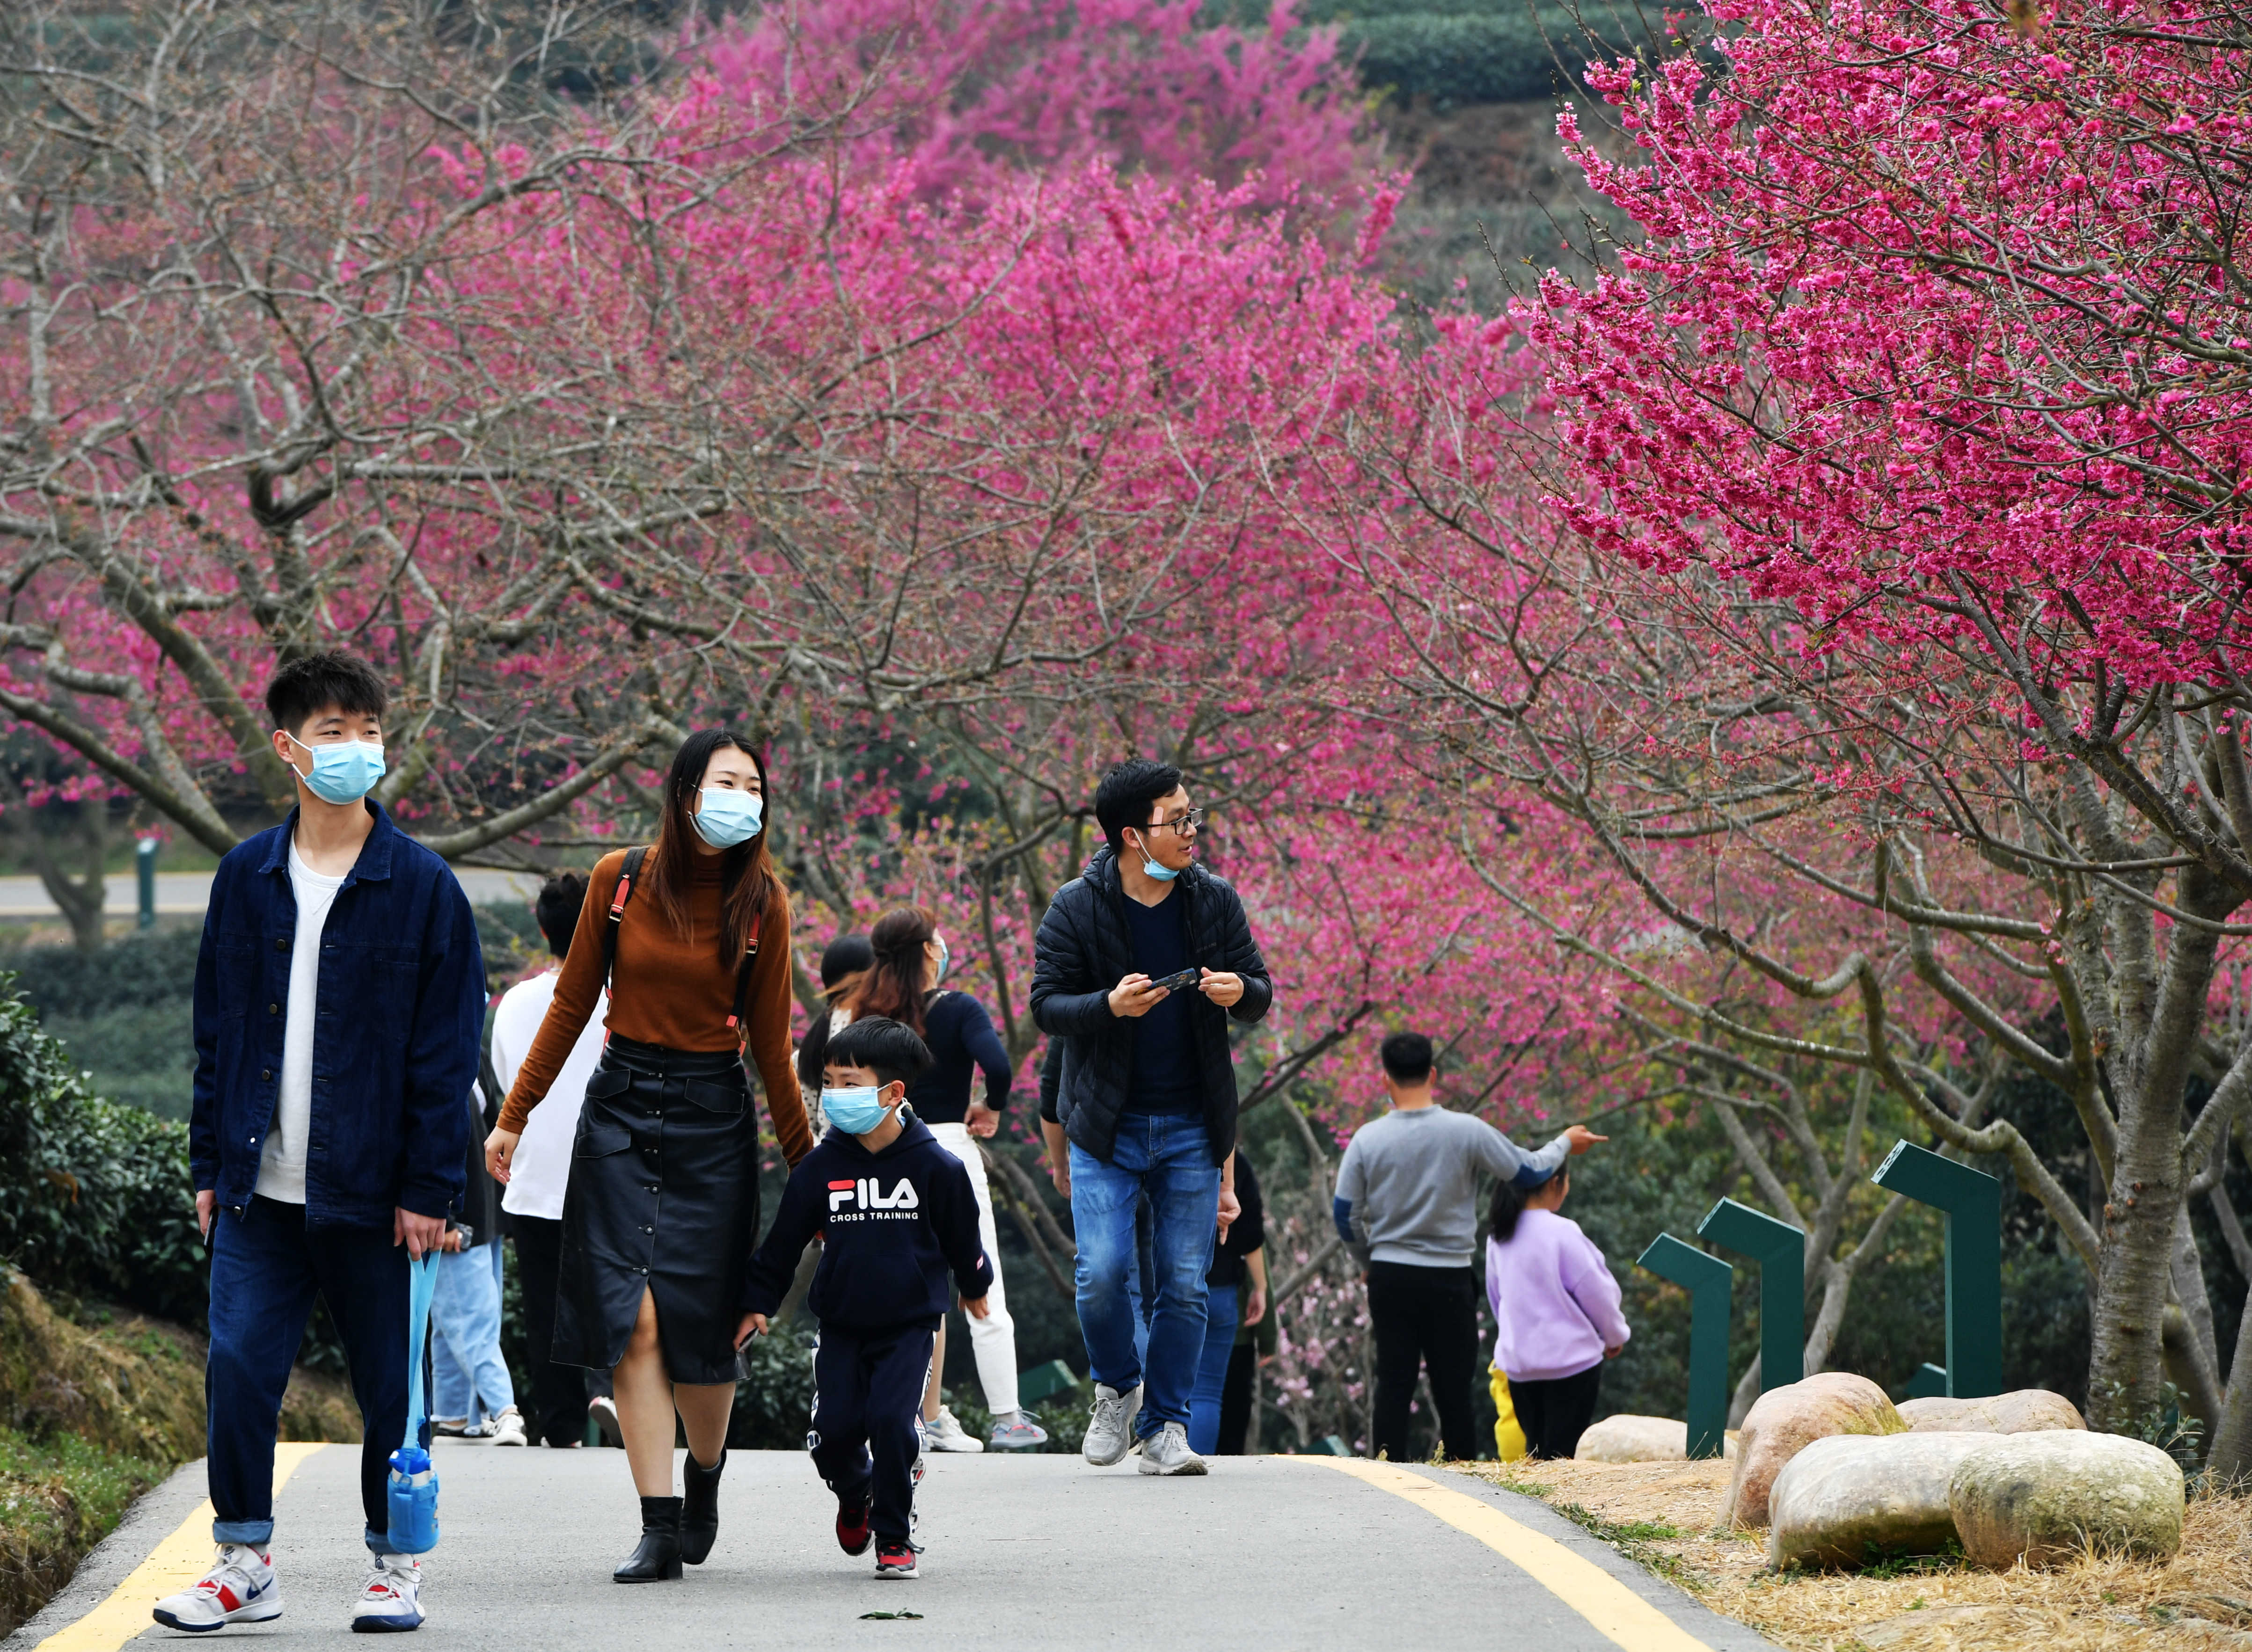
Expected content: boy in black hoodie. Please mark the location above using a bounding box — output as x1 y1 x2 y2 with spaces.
738 1017 992 1580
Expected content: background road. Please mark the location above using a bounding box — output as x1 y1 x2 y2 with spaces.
11 1442 1778 1652
0 870 539 920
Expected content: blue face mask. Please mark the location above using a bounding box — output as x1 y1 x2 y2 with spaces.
933 936 951 986
1132 830 1180 883
822 1084 891 1135
285 732 386 806
693 787 764 849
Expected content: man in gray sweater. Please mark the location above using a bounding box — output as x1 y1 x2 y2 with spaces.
1332 1032 1603 1461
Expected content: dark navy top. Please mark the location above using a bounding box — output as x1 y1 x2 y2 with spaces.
906 991 1014 1125
1123 888 1198 1113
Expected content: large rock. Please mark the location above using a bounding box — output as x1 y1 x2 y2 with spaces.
1948 1432 2185 1568
1724 1371 1907 1528
1766 1432 2002 1569
1575 1414 1740 1463
1898 1390 2086 1435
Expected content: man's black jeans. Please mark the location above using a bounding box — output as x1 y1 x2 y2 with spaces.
1366 1260 1480 1463
511 1214 608 1446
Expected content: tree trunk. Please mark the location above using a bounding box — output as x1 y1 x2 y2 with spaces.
16 800 105 953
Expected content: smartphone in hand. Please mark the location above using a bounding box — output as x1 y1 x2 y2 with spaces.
1147 968 1200 993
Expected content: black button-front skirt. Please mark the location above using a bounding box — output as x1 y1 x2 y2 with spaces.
553 1035 761 1383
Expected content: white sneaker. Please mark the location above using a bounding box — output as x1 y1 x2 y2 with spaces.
487 1406 526 1447
152 1543 282 1632
1136 1420 1207 1476
349 1554 422 1633
588 1395 622 1448
925 1405 985 1454
1083 1383 1142 1466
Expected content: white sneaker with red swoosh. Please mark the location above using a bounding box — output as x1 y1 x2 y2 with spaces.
152 1544 283 1633
350 1553 423 1632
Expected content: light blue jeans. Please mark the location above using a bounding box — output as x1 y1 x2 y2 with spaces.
431 1240 514 1424
1070 1112 1221 1437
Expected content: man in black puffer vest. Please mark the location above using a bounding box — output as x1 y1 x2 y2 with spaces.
1031 758 1272 1476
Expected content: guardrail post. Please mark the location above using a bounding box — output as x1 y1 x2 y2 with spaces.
1636 1233 1733 1459
1697 1197 1804 1392
1872 1141 2003 1398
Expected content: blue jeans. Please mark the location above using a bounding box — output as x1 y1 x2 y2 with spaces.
431 1240 514 1424
1186 1276 1240 1455
1070 1113 1221 1436
207 1197 418 1554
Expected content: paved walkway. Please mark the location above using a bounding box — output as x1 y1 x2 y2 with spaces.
10 1441 1777 1652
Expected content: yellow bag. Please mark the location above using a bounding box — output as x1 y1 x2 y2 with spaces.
1490 1362 1528 1462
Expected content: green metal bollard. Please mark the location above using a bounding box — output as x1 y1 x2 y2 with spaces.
136 837 158 931
1636 1233 1733 1459
1902 1362 1949 1400
1872 1141 2003 1399
1697 1197 1804 1393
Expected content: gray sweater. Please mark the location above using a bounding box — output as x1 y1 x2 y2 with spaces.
1333 1106 1569 1268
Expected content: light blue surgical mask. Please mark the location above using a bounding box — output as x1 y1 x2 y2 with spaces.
822 1084 890 1135
692 787 764 849
1131 830 1180 883
285 731 386 806
933 936 951 986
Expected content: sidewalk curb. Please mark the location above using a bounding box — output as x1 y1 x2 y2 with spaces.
1406 1465 1786 1652
3 1459 211 1651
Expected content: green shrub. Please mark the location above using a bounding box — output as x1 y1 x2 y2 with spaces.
730 1322 819 1450
0 979 205 1327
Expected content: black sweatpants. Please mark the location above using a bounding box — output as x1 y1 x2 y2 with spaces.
1512 1361 1603 1460
512 1215 607 1447
1215 1339 1256 1456
1367 1261 1480 1463
809 1322 936 1543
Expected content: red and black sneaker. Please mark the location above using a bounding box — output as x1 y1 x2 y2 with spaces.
874 1541 919 1580
835 1495 873 1556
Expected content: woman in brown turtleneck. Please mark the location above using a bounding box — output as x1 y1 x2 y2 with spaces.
485 728 811 1584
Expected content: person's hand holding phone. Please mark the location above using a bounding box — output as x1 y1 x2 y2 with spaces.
1198 968 1244 1008
1108 972 1169 1018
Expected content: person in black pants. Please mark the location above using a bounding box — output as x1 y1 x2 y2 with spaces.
1334 1032 1604 1463
740 1017 993 1580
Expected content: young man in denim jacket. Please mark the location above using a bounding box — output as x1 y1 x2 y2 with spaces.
159 652 483 1637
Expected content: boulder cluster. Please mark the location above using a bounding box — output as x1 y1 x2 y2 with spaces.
1576 1376 2185 1572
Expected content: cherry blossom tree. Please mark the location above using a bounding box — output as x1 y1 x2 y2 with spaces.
1338 0 2252 1457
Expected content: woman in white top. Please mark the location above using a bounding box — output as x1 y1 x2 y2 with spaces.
490 873 610 1448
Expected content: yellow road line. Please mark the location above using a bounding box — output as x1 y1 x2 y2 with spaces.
1292 1456 1718 1652
38 1443 327 1652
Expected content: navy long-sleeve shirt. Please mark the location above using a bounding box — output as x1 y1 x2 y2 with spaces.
742 1116 994 1331
907 991 1014 1125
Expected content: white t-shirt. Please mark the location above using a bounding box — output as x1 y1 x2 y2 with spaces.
492 968 608 1221
255 837 349 1204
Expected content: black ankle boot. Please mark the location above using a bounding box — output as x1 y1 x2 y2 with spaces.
614 1496 683 1583
680 1450 725 1565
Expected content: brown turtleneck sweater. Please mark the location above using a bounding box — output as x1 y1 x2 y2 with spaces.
497 847 814 1165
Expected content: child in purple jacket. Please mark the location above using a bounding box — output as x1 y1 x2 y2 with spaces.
1484 1164 1630 1459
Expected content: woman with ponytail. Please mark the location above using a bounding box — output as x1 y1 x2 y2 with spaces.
837 907 1043 1451
1483 1165 1630 1461
485 729 811 1582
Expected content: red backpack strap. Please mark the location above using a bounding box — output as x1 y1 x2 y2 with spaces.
725 907 765 1032
602 846 650 997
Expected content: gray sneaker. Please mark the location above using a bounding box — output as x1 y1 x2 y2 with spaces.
988 1412 1049 1450
1135 1420 1207 1476
1082 1383 1142 1466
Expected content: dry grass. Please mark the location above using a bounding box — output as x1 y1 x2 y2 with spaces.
1451 1455 2252 1651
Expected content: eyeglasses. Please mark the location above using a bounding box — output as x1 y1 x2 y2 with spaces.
1143 808 1205 838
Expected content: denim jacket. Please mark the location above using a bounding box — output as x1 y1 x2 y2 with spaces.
190 803 482 1228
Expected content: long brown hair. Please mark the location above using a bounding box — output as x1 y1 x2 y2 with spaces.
644 728 777 966
844 905 936 1034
